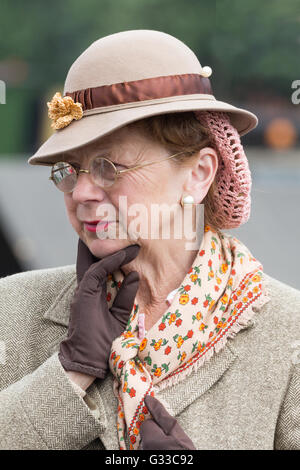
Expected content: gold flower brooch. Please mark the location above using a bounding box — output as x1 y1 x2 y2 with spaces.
47 92 83 130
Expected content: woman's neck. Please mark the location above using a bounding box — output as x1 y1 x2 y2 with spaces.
121 238 199 330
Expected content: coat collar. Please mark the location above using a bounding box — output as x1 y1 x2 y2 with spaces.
43 272 77 327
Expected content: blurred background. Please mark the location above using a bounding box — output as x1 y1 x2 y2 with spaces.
0 0 299 288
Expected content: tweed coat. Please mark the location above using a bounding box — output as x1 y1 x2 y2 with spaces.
0 264 300 450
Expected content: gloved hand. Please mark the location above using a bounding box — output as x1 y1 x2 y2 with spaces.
58 239 140 379
139 395 196 450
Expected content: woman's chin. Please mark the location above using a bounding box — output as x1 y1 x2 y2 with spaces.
87 237 130 258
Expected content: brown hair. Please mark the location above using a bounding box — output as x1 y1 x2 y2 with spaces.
127 112 221 233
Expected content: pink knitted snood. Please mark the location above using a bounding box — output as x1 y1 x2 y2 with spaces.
194 110 252 229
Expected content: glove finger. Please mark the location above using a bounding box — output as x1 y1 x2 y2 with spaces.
119 244 141 267
144 396 196 450
82 250 127 290
82 244 140 289
144 395 177 436
110 271 140 327
140 419 184 450
76 238 99 284
139 419 168 447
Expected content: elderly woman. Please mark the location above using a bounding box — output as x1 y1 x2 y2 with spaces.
1 30 300 451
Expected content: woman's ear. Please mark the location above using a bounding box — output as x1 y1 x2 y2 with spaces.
182 147 218 203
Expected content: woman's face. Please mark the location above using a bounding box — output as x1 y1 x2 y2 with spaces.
63 125 189 258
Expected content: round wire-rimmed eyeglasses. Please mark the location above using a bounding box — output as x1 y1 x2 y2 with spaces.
49 151 185 193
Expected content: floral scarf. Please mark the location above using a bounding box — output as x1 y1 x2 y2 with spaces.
107 225 270 450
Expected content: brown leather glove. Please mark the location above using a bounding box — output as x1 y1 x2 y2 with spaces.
58 239 140 379
139 395 196 450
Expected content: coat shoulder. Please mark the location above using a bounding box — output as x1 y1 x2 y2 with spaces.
255 271 300 340
0 264 76 302
0 265 76 329
263 271 300 314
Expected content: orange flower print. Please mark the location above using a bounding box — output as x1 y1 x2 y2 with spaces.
188 267 193 274
216 277 222 285
197 342 205 353
123 381 128 393
179 294 189 305
190 274 198 283
159 322 166 331
196 311 202 321
119 411 124 418
113 355 120 366
199 250 205 256
177 336 184 348
217 321 223 328
154 367 162 377
191 297 198 305
141 376 147 382
208 300 215 311
214 285 220 292
184 285 191 291
180 352 187 362
165 346 172 355
211 240 216 250
253 286 259 293
123 331 134 339
199 323 206 331
129 387 136 398
154 339 163 351
252 274 261 283
130 368 136 375
221 263 228 273
130 435 136 444
175 318 182 327
133 427 139 435
221 294 228 304
213 316 218 324
187 329 193 338
168 313 177 325
243 296 248 303
208 271 214 278
139 414 145 421
208 259 212 267
204 225 210 232
248 291 253 298
139 338 147 352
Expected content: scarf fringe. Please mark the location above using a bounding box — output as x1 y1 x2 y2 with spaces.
154 273 271 393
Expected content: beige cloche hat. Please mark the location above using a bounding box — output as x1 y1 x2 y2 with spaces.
28 29 258 166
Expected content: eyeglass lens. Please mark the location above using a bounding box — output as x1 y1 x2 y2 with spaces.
51 157 116 192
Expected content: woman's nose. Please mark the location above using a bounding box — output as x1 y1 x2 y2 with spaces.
71 172 106 202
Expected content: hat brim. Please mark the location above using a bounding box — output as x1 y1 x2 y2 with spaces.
28 98 258 166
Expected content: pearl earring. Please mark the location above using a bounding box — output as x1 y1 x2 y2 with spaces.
180 194 195 207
